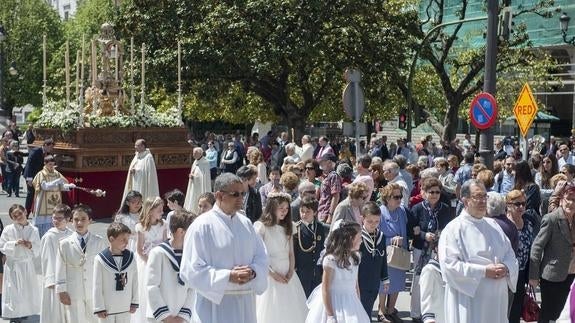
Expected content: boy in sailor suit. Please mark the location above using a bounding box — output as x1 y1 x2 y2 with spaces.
358 202 390 320
146 210 195 322
56 205 107 323
293 197 329 298
93 222 138 322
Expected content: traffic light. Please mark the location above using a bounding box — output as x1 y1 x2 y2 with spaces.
398 110 407 130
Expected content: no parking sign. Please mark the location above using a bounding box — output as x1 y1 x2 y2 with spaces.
469 92 498 130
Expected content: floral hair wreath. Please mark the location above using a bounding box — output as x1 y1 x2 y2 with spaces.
267 192 292 203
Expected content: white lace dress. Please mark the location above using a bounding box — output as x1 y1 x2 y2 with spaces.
305 254 370 323
254 222 308 323
115 212 139 252
133 221 166 323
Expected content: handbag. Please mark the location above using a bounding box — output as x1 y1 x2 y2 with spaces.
386 239 411 271
521 285 540 322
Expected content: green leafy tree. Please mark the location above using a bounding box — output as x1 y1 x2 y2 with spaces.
397 0 557 142
0 0 62 112
117 0 420 139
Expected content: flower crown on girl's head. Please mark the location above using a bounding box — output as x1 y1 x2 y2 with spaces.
267 192 292 203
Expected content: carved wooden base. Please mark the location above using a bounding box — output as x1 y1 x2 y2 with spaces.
32 127 193 218
32 127 192 172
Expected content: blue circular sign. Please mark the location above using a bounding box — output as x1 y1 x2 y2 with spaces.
469 92 498 130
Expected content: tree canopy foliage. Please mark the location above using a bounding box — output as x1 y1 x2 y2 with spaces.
117 0 420 138
0 0 62 111
401 0 558 141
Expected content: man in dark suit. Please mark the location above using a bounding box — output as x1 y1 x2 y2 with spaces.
24 138 54 213
293 196 329 297
380 135 390 160
494 139 507 161
236 165 262 223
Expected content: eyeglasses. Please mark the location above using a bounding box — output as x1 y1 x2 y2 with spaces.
508 201 526 207
305 166 315 170
470 194 488 201
427 191 441 195
303 190 316 195
221 191 247 198
391 195 403 200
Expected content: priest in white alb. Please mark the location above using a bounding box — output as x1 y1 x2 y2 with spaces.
438 179 518 323
180 173 268 323
184 147 212 214
121 139 159 204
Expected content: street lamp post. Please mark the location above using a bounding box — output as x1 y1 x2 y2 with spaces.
0 23 5 117
559 12 575 131
560 12 575 46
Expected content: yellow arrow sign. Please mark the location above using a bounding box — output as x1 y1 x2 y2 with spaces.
513 83 538 138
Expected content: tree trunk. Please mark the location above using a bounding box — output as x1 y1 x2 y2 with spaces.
425 112 445 139
277 102 309 143
442 103 460 143
285 113 307 143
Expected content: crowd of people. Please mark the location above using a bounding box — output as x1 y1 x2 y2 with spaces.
4 127 575 323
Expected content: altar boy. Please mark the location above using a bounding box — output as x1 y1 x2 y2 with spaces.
93 222 138 322
40 203 73 323
56 204 107 323
146 210 195 322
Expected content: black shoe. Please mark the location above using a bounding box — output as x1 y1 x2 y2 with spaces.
385 310 404 323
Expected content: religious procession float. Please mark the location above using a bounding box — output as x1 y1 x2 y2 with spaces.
32 23 191 218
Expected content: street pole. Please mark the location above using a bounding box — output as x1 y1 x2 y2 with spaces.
354 79 360 158
406 16 487 143
0 43 3 116
478 0 498 169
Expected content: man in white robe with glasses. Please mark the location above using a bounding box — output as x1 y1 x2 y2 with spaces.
180 173 268 323
438 179 518 323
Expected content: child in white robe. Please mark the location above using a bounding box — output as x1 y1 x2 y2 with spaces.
146 209 195 322
93 222 139 323
419 258 445 323
0 204 41 320
56 204 107 323
40 203 73 323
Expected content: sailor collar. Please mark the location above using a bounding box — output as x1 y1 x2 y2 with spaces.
98 248 134 272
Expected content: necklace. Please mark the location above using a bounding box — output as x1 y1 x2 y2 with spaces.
297 222 317 253
361 228 384 257
388 207 400 222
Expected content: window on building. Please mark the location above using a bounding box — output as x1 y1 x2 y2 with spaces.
63 4 70 20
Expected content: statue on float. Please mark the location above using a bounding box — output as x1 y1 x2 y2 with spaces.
85 23 128 117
